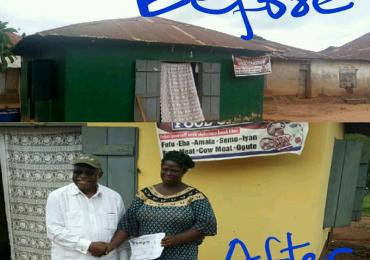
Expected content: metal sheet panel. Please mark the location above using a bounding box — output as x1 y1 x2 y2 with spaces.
352 163 369 221
28 17 270 52
82 144 134 155
211 74 221 96
82 126 138 208
202 73 211 96
31 59 54 101
335 141 363 227
81 127 108 185
201 96 211 118
323 140 346 228
135 60 160 122
321 32 370 61
107 127 138 208
135 72 147 95
210 96 220 120
201 63 220 120
146 72 160 96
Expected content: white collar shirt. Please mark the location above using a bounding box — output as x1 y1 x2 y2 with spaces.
46 183 126 260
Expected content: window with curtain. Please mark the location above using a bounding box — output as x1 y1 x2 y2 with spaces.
134 60 221 122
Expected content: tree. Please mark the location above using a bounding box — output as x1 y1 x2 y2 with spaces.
0 21 17 72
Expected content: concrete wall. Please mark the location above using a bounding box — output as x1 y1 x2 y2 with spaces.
1 56 21 96
90 122 343 259
311 60 370 97
5 69 20 94
0 68 20 104
266 59 370 98
265 60 306 97
0 73 5 95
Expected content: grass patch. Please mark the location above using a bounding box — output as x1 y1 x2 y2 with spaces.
363 194 370 216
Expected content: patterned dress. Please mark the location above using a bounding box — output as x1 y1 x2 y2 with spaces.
118 186 217 260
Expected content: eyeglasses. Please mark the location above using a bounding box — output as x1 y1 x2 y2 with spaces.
73 169 97 176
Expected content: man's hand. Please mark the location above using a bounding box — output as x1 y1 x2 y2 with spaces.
161 235 179 247
88 242 109 257
105 243 114 255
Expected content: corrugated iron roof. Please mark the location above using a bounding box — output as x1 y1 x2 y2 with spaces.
14 17 346 61
27 16 271 52
321 32 370 61
24 16 332 60
251 37 331 60
7 32 21 45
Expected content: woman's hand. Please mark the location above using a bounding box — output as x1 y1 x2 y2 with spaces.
109 229 129 252
161 229 203 247
161 235 180 247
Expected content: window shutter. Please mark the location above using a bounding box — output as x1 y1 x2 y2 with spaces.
352 145 370 221
31 59 55 101
134 60 161 122
81 127 138 207
26 60 32 100
323 140 363 228
200 63 220 121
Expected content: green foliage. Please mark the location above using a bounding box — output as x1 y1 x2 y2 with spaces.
0 21 17 72
363 194 370 216
345 133 370 145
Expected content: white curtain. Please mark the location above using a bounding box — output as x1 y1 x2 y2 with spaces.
0 127 82 260
160 63 205 122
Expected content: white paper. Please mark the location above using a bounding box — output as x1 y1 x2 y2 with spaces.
129 233 166 260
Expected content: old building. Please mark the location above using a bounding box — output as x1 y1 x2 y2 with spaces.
13 17 271 122
257 35 370 98
0 32 22 109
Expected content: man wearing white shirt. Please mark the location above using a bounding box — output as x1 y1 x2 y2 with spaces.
46 154 126 260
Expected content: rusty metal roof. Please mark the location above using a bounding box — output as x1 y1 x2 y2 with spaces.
27 16 270 52
15 17 342 60
7 32 21 45
320 33 370 61
251 36 331 60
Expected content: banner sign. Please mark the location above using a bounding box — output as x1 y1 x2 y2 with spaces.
232 55 272 77
157 122 309 161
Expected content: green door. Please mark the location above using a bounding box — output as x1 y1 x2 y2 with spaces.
81 126 138 208
323 140 363 228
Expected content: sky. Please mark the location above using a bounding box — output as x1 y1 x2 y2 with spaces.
1 0 369 51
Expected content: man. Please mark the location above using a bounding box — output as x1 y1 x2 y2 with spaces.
46 154 127 259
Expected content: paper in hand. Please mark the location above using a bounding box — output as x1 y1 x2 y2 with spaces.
129 233 166 260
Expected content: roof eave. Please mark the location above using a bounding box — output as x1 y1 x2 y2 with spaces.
13 34 271 55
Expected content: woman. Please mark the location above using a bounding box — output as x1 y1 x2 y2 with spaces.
107 151 217 260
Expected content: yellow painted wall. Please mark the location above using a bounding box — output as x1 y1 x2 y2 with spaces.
89 122 343 259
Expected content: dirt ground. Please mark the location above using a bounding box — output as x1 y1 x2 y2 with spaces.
263 96 370 122
327 217 370 259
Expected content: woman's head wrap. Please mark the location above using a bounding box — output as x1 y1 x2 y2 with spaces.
161 151 195 171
